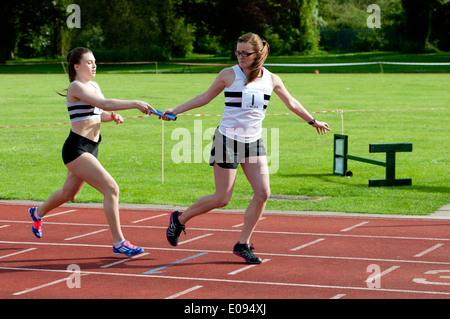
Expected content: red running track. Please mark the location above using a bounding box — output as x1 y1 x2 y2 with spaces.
1 202 450 300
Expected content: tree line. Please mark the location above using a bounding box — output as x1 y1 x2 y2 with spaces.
1 0 449 63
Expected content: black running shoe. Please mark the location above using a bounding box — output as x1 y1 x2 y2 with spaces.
166 211 186 246
233 242 262 264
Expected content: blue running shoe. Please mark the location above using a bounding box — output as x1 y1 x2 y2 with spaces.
113 240 144 256
28 207 43 238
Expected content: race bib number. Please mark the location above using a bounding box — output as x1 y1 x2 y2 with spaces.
242 88 265 110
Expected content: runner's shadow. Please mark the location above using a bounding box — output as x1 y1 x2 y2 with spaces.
144 260 246 273
0 255 156 272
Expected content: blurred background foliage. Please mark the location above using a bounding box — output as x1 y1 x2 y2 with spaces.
1 0 449 62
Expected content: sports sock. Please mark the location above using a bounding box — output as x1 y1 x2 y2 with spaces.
113 240 126 248
33 208 43 220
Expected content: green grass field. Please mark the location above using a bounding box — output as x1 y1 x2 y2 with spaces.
0 70 449 215
2 51 450 74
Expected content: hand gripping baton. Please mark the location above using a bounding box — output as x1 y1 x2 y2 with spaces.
150 109 177 121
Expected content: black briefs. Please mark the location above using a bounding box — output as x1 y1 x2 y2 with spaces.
209 128 266 169
62 131 101 165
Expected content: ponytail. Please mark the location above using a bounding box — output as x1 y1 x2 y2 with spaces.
56 47 92 97
237 33 270 85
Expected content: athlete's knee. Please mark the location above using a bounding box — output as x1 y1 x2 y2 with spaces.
214 198 230 208
61 189 78 202
213 193 231 208
103 180 120 198
109 182 120 198
254 188 270 203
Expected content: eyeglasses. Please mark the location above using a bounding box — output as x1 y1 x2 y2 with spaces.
234 51 257 58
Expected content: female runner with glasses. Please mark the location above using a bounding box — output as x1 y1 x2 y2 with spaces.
162 33 330 264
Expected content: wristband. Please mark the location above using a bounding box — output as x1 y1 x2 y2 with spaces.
308 117 316 125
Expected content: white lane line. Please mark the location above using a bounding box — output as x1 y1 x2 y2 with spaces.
0 248 36 260
1 240 450 266
0 225 10 230
64 229 108 241
165 285 203 299
341 221 369 232
12 273 89 296
330 294 346 299
46 210 77 218
364 266 400 284
414 244 444 258
232 217 265 228
2 220 450 242
228 259 271 275
13 276 73 296
3 265 450 296
178 233 213 245
131 213 167 224
101 252 151 269
290 238 325 251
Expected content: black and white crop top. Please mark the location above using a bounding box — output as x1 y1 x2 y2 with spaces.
66 80 104 123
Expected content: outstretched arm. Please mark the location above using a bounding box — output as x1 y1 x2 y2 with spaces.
272 73 330 135
161 67 235 120
68 81 155 115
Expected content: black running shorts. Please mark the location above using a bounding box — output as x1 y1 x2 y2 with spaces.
209 128 266 169
62 131 101 165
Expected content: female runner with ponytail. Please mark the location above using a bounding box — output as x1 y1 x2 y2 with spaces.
28 47 155 256
162 33 330 264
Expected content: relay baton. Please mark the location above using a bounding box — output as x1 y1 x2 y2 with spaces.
150 109 177 121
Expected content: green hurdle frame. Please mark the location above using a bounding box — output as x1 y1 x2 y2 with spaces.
333 134 412 187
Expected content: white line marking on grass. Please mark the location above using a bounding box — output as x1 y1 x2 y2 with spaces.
414 244 444 258
165 285 203 299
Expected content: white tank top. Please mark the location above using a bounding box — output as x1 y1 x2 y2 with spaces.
219 65 273 143
66 80 104 123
